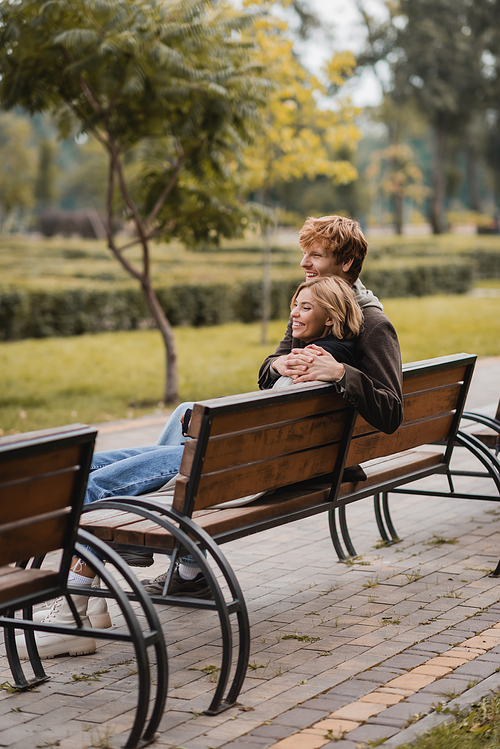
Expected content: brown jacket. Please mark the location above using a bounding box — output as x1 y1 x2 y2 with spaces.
258 306 403 435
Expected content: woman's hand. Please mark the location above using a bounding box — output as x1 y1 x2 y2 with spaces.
284 344 345 384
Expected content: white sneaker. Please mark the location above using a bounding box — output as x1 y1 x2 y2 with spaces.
16 595 96 660
33 577 111 629
32 596 111 629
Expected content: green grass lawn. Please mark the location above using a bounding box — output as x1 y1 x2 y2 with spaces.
1 291 499 435
398 690 500 749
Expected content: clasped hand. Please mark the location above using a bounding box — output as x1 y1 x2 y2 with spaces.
274 344 345 384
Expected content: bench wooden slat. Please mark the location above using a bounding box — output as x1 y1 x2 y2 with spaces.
81 510 148 540
188 388 346 438
181 408 351 475
388 385 459 426
0 445 82 483
174 439 345 511
346 413 454 466
0 469 79 525
402 364 467 395
0 510 72 567
351 384 461 438
0 567 59 606
339 448 444 497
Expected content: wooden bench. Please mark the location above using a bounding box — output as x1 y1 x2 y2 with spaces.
0 425 168 749
381 392 500 574
81 352 484 714
462 398 500 453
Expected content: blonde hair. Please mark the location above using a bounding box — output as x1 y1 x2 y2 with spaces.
291 276 363 340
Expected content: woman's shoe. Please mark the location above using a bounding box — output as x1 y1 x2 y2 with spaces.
32 577 111 629
16 594 96 660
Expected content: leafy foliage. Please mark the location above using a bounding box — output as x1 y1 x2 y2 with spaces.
357 0 500 232
0 0 270 400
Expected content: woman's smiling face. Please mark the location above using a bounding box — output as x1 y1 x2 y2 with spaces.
291 287 332 342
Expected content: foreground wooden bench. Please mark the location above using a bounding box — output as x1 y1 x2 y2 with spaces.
0 425 167 749
82 352 480 714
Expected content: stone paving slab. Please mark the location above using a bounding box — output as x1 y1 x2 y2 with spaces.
1 356 499 748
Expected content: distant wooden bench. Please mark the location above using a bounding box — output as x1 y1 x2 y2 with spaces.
383 393 500 575
461 398 500 453
81 352 483 714
0 425 167 749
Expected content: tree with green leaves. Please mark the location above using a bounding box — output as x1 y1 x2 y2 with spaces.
0 0 267 402
357 0 497 233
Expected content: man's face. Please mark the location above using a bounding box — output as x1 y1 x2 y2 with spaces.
300 243 350 280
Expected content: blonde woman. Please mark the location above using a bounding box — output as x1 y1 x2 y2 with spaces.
273 276 362 389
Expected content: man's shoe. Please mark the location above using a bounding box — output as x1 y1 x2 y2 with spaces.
16 595 96 660
142 569 212 599
117 548 155 567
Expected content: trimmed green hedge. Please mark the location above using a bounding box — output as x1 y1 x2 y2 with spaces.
361 258 472 298
0 257 474 341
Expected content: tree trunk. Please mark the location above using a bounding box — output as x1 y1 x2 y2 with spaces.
465 138 482 213
429 125 447 234
392 193 404 235
142 280 178 404
261 224 272 345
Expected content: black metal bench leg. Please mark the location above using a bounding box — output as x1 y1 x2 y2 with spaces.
382 492 401 543
489 559 500 578
329 507 348 561
374 493 400 545
328 506 357 561
374 493 391 543
339 505 357 558
4 609 50 690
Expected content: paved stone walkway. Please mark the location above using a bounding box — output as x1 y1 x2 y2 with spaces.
1 356 499 749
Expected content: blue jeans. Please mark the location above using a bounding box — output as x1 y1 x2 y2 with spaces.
85 403 198 567
86 402 194 504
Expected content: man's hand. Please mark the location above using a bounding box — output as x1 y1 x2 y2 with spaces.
285 345 345 384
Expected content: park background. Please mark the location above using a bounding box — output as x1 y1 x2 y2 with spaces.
1 0 500 435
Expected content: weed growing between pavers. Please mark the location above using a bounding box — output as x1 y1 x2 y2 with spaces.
248 661 270 672
282 633 321 643
398 691 500 749
426 536 459 546
1 681 37 693
188 664 221 683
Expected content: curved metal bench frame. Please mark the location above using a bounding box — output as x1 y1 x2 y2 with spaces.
2 532 167 749
82 497 250 716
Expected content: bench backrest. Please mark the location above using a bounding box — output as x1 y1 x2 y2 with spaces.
173 385 357 514
0 425 96 570
173 353 476 515
345 352 476 467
